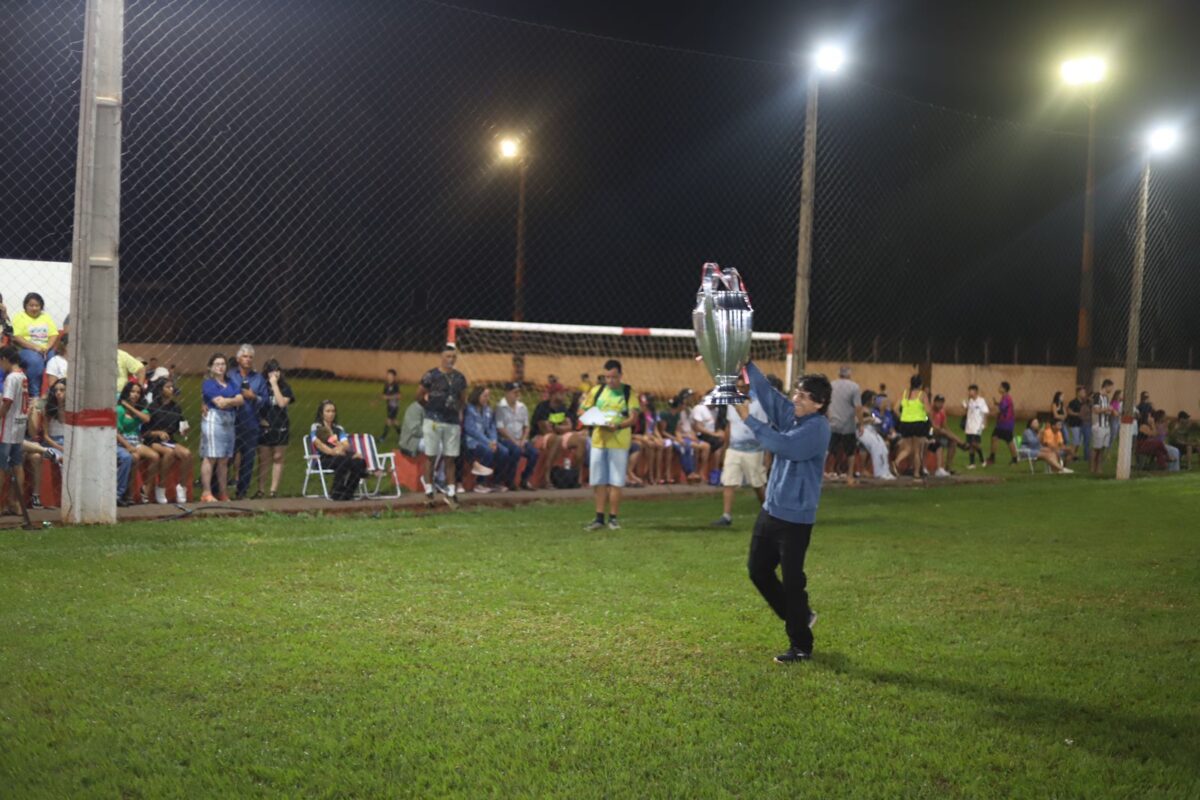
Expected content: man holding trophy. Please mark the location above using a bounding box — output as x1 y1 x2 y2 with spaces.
694 264 832 664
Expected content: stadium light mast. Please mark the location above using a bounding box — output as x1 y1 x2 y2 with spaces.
65 0 124 524
498 136 528 381
1116 124 1180 480
1060 55 1107 389
790 43 845 384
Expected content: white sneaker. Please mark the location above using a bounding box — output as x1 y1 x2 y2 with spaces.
155 487 168 504
879 473 896 481
1060 467 1074 474
934 468 950 478
966 464 976 470
470 462 495 477
175 485 188 503
473 484 492 493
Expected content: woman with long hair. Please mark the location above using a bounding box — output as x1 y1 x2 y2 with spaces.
310 400 368 496
1050 391 1066 428
255 359 294 498
632 392 667 485
200 353 243 502
143 378 193 504
117 381 161 503
893 374 932 478
463 385 510 492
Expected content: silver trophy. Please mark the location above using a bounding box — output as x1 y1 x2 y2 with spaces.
693 262 753 405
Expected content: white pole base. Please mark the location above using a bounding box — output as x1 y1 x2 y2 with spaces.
1115 421 1136 481
62 425 118 524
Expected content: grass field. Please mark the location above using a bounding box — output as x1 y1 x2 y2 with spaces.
2 474 1198 797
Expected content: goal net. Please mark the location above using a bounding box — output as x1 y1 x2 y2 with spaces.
449 319 793 399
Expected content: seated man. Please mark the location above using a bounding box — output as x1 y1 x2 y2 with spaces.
1167 411 1195 468
530 382 586 483
929 393 967 477
496 382 538 491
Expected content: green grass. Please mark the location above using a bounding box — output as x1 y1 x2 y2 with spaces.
2 475 1198 797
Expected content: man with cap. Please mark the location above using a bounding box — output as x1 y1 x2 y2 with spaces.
418 344 468 508
495 382 538 490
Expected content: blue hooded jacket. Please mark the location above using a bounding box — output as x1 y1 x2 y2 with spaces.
463 403 498 451
743 361 831 525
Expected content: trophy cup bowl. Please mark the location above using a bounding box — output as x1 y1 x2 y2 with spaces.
693 263 753 405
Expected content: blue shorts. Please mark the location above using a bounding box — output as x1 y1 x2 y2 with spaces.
589 446 629 487
0 442 24 471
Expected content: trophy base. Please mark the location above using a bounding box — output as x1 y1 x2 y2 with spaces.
702 385 749 406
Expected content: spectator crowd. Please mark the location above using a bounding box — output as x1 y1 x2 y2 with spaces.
0 290 1196 518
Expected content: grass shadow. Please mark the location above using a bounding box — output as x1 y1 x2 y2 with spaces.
814 650 1200 778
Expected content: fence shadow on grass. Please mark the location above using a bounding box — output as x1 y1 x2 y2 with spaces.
815 650 1200 779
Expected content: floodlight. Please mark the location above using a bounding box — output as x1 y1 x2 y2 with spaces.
1060 57 1107 86
814 45 845 74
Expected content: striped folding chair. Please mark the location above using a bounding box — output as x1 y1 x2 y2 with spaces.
347 434 401 498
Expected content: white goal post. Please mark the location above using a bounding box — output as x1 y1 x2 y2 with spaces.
447 318 795 397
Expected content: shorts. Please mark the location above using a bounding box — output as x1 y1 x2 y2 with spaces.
589 446 629 487
897 420 930 439
386 402 400 420
1091 425 1111 449
422 419 461 458
721 448 766 488
698 432 723 450
0 441 24 470
966 434 982 446
992 427 1014 443
828 431 857 457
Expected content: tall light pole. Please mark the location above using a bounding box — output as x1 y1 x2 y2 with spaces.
1116 125 1180 480
499 136 527 380
790 44 844 385
1061 56 1107 389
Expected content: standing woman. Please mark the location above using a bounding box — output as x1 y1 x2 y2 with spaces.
200 353 243 502
256 359 294 498
116 381 161 503
143 378 193 503
11 292 59 398
735 361 832 664
893 374 932 478
1050 391 1067 429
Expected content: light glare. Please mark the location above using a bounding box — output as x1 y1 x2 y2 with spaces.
1147 126 1180 154
499 138 520 159
1060 57 1107 86
814 45 845 73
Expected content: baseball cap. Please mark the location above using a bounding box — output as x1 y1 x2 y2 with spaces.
504 381 522 391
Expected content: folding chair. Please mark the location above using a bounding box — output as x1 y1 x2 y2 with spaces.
301 436 336 499
348 434 401 498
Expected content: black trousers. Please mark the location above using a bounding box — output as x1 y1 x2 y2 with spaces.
748 510 814 652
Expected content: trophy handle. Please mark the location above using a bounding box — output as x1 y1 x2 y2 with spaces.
702 275 720 358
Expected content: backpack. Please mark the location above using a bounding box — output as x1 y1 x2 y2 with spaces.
550 465 581 489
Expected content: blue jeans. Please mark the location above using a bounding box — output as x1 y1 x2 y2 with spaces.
232 423 260 496
117 446 133 498
18 348 45 397
498 439 538 485
469 442 514 485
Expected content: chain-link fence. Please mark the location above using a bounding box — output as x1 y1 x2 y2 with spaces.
2 0 1197 370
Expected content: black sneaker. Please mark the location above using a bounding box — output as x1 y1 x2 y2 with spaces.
424 493 437 509
607 518 621 530
774 647 812 664
711 516 732 527
30 495 43 510
583 519 605 531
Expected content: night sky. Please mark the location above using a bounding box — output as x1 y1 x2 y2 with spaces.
1 0 1197 366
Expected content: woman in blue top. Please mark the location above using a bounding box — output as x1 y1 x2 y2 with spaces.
463 386 510 492
200 353 244 502
732 361 832 664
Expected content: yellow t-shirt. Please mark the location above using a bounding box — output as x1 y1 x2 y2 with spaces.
582 384 639 449
117 349 143 393
12 311 58 348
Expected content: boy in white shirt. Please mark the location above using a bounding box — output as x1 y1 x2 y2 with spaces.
961 383 989 469
0 346 31 514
